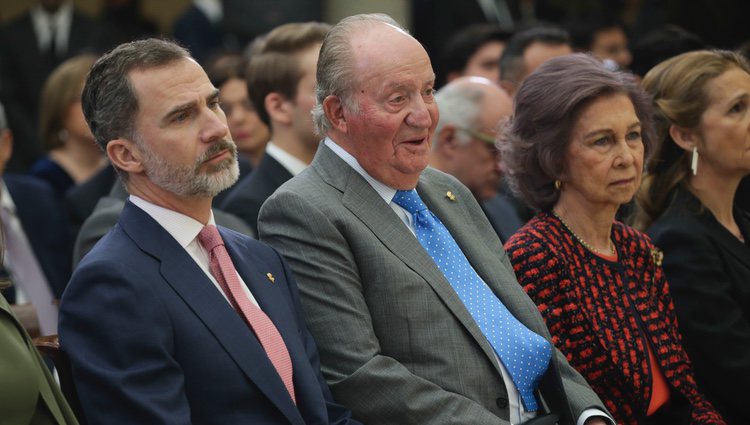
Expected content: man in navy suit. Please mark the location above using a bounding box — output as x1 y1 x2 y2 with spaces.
0 101 71 336
59 38 359 425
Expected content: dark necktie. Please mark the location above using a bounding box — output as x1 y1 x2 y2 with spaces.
46 20 58 65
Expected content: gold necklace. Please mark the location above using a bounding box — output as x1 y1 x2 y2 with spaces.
552 211 616 256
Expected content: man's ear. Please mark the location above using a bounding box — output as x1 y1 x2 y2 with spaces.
107 138 144 174
669 125 697 151
265 92 293 126
323 95 346 133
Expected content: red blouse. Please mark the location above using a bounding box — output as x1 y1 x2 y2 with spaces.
504 213 724 425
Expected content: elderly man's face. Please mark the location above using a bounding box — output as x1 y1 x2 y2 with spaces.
341 24 439 189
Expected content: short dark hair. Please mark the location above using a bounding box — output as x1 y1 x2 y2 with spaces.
499 25 570 85
246 22 330 127
82 38 190 151
440 24 512 85
566 14 623 52
497 53 655 211
205 52 247 88
629 25 705 77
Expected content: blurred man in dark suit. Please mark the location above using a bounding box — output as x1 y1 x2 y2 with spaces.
0 0 98 171
0 101 70 335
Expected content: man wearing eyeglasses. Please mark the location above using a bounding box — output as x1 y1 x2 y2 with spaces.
430 76 522 241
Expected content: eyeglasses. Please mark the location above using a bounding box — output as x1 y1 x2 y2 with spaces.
457 127 496 147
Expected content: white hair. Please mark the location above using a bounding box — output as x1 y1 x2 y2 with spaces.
433 82 485 148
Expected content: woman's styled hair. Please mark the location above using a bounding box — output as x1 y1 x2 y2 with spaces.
633 50 750 230
497 53 655 211
39 54 97 151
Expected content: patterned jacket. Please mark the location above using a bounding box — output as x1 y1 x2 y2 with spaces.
505 213 724 425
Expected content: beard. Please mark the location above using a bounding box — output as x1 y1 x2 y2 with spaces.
139 138 240 198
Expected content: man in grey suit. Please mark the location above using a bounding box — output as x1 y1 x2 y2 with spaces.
259 14 612 425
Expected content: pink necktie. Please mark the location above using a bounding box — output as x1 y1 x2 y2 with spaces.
198 225 296 404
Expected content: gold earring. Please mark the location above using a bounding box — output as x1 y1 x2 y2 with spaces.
554 180 561 190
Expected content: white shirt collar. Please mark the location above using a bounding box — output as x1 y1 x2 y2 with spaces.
30 1 73 53
324 138 397 204
0 180 16 215
193 0 223 24
129 195 215 249
264 141 309 177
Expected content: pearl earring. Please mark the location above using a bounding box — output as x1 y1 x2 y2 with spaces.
691 146 699 175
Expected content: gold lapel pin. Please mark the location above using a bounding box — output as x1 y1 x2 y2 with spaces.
445 191 456 201
650 248 663 267
266 273 275 283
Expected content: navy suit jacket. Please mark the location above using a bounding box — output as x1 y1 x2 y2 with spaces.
59 201 358 425
3 174 71 300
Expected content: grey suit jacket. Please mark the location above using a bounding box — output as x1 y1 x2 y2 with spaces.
258 144 605 425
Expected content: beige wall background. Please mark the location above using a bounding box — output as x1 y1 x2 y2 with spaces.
1 0 411 34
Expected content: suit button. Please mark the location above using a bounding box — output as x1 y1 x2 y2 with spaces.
496 397 509 408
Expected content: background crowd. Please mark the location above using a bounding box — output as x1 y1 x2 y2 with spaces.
1 1 749 425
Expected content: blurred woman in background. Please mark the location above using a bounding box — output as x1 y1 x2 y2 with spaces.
30 54 104 197
205 53 270 169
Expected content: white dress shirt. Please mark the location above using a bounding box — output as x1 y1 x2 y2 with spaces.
129 195 259 308
30 1 73 55
0 181 58 335
193 0 223 24
324 138 610 425
264 141 308 176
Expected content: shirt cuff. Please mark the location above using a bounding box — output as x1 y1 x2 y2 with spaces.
576 408 615 425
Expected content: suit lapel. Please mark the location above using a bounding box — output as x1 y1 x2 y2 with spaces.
221 228 308 365
313 146 504 374
119 203 303 425
679 189 750 271
417 174 548 337
0 294 70 424
262 154 295 188
715 209 750 270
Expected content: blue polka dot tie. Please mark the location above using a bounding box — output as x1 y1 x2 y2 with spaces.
392 189 551 411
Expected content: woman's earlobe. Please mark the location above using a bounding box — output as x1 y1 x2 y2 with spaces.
668 125 696 151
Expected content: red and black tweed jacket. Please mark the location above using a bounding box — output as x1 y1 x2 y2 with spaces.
504 213 724 425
